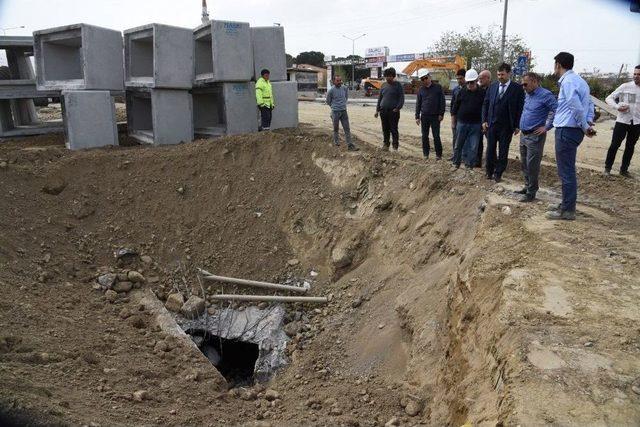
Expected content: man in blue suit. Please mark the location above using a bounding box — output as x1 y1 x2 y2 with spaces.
482 63 525 182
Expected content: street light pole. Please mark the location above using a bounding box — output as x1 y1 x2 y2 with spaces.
500 0 509 63
342 33 366 89
0 25 25 35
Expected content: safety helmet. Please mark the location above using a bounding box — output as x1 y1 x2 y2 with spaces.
465 69 479 82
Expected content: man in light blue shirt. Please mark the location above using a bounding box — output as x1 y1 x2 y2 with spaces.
516 72 557 202
547 52 595 221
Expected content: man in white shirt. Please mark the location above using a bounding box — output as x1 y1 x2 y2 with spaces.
604 65 640 177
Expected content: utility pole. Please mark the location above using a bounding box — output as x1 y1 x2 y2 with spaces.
342 33 366 89
500 0 509 63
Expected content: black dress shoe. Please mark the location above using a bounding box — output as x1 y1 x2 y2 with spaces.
515 188 527 195
519 194 535 203
494 175 502 183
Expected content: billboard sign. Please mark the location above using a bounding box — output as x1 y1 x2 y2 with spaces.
365 46 389 58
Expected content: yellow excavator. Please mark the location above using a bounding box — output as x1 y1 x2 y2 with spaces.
362 55 466 96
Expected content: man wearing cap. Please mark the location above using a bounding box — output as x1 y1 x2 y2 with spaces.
415 70 446 159
449 68 466 160
516 72 557 202
451 69 486 168
256 69 274 131
482 63 525 183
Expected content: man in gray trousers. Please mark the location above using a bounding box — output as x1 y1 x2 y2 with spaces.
516 72 557 202
326 75 359 151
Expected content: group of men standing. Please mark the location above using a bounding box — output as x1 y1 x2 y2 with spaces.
325 52 640 221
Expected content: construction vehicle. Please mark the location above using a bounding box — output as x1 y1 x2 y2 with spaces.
362 54 466 96
362 73 412 96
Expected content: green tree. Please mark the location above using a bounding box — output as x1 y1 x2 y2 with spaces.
429 25 533 72
286 53 294 68
294 51 325 67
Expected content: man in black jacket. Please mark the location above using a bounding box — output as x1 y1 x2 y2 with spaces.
415 70 446 159
451 69 486 168
482 63 525 182
375 67 405 151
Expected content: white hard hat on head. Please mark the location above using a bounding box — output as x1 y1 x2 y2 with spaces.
417 69 430 79
465 69 479 82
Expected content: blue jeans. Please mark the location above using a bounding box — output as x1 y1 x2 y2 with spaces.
453 122 482 167
555 127 584 212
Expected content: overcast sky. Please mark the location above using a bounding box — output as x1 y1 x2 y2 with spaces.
1 0 639 73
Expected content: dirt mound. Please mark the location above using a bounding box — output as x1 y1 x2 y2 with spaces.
1 125 640 426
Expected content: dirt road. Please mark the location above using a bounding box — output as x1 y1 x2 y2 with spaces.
299 101 637 175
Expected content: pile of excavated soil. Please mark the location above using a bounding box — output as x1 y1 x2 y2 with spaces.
1 125 640 426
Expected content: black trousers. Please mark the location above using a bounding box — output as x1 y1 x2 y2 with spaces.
380 109 400 148
486 123 514 178
605 121 640 172
259 106 272 130
420 114 442 157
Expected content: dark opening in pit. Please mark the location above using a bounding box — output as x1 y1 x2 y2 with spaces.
188 330 259 387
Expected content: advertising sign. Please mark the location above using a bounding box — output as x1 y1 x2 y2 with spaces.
365 46 389 58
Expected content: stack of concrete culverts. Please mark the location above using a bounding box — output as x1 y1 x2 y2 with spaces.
33 24 123 150
124 23 195 145
192 20 257 136
24 20 298 150
0 36 62 138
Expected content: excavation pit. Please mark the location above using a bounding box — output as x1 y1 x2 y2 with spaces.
3 127 632 425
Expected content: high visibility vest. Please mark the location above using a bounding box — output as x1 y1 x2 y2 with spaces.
255 77 274 108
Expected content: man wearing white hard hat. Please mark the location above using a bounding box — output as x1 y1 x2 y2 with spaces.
450 69 487 168
415 69 446 159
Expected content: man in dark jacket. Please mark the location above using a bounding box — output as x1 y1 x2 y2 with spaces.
451 69 486 168
482 62 525 182
375 67 405 151
415 70 446 159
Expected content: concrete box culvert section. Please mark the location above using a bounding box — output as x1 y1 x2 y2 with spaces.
34 24 124 91
126 88 193 145
61 90 118 150
221 82 259 135
250 26 287 82
124 24 194 89
177 305 289 384
270 81 299 130
192 86 226 137
193 20 252 83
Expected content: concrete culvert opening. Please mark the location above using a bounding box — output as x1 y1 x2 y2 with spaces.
188 330 260 387
178 305 290 386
